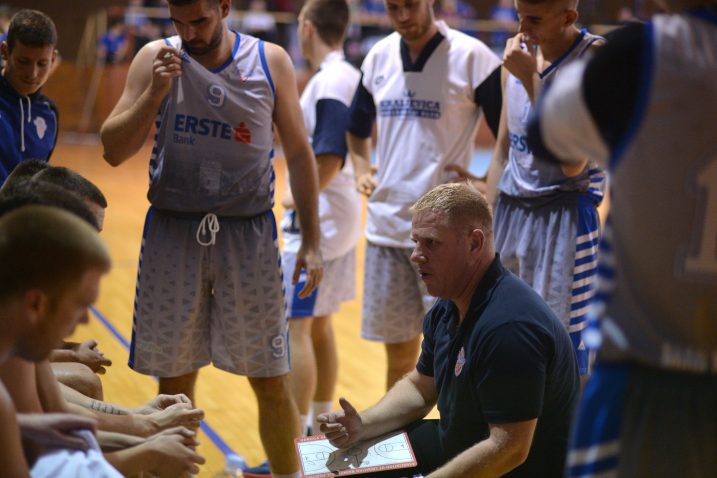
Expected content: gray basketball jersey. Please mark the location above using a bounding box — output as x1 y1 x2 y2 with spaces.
500 30 604 199
597 13 717 370
148 32 276 216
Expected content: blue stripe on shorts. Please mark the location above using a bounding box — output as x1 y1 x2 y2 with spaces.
566 362 628 477
570 195 600 375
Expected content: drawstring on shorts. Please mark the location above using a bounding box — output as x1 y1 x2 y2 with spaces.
196 213 220 246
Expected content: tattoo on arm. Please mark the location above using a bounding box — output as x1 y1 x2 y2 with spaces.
89 399 126 415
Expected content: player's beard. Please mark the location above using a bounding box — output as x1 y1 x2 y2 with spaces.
183 22 224 56
397 2 434 42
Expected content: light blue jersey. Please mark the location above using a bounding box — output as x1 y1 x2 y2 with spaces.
500 29 604 200
148 32 276 216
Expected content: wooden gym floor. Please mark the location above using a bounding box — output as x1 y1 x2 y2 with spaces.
53 140 389 477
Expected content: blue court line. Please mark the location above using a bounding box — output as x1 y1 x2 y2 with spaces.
90 305 239 457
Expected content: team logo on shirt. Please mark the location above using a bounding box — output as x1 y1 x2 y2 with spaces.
236 67 250 81
378 90 441 119
34 116 47 139
374 75 385 85
454 347 466 376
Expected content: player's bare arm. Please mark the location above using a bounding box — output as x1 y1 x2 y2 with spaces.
485 67 510 204
427 419 537 478
283 154 343 209
0 384 31 477
101 41 182 166
347 133 376 196
266 42 323 297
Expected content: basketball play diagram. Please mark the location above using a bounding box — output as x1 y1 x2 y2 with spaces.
295 431 417 477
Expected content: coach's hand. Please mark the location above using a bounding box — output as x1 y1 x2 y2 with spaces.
294 244 323 299
317 397 363 449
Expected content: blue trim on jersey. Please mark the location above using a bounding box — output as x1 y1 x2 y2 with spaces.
540 29 587 79
689 6 717 25
210 31 240 74
313 98 351 161
566 362 628 477
610 22 654 169
347 74 376 138
258 40 275 97
400 30 444 72
577 35 605 58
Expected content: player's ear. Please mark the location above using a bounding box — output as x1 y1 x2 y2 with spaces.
564 9 578 27
220 0 231 19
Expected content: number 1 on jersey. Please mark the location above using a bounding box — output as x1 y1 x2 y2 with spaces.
685 158 717 275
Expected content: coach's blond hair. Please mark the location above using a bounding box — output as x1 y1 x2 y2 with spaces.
411 182 493 235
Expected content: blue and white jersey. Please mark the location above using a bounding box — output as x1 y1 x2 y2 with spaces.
0 74 58 181
148 32 276 216
282 51 362 261
499 30 604 200
539 12 717 372
350 21 501 248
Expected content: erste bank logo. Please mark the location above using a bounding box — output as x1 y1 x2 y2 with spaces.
172 114 251 146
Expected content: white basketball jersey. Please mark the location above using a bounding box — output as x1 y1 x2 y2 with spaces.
362 21 500 248
282 51 362 260
148 33 276 216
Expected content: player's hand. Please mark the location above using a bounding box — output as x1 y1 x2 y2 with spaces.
356 166 378 197
503 34 538 89
293 244 323 299
143 430 206 477
135 394 193 415
151 45 182 97
18 413 97 451
145 403 205 436
316 397 363 449
74 339 112 374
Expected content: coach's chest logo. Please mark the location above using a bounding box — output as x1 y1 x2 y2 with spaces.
454 347 466 376
34 116 47 139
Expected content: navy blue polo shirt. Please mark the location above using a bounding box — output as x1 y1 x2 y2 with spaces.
417 255 579 477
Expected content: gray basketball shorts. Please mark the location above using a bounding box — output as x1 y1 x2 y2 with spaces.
494 193 600 376
361 243 435 343
282 247 356 319
129 208 288 378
